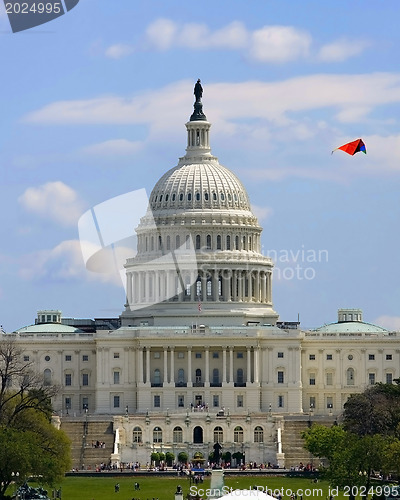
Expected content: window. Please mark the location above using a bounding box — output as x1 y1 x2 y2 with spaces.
166 236 171 250
237 352 243 359
113 396 120 408
212 369 219 385
82 373 89 386
196 192 200 201
45 355 50 362
154 395 161 407
114 353 120 359
369 373 376 385
217 235 222 250
226 235 231 250
173 426 183 443
178 395 184 407
369 354 375 361
83 355 89 362
65 373 72 386
82 397 88 410
133 427 142 443
23 355 30 362
153 427 162 443
254 426 263 443
386 354 393 360
214 426 223 443
195 353 202 359
178 352 184 359
175 235 180 249
154 369 161 385
154 352 160 359
309 373 315 385
386 373 393 384
65 355 72 361
326 354 333 360
237 395 244 407
113 371 120 385
206 234 211 250
213 352 219 358
195 369 202 383
234 426 244 443
327 397 333 409
204 192 209 201
236 368 244 385
278 395 284 408
309 354 315 360
309 396 316 409
43 369 51 386
196 235 201 250
326 372 333 386
347 368 355 385
177 369 185 384
186 235 191 249
65 397 71 411
277 371 284 384
213 395 219 407
277 352 284 358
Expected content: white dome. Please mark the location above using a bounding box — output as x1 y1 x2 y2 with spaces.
149 159 251 213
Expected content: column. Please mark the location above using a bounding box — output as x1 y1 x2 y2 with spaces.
201 270 207 302
170 348 175 384
138 348 144 384
232 270 237 301
229 348 234 384
145 348 150 384
254 348 259 384
247 348 251 383
238 271 243 302
205 348 210 385
163 349 168 384
191 271 196 301
138 271 143 304
222 349 227 383
255 271 260 303
187 348 192 386
248 272 253 302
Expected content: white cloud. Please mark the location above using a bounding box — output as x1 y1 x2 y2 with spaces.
249 26 311 63
19 239 122 286
251 204 273 222
105 43 134 59
18 181 86 226
145 18 177 51
82 139 143 156
318 38 370 62
374 315 400 331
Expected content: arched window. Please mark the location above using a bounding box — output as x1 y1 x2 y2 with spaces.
154 369 161 385
235 236 239 250
158 235 162 250
254 426 263 443
172 193 176 202
187 192 192 201
133 426 142 443
213 192 217 201
178 368 185 384
212 368 219 385
159 194 163 202
234 426 244 443
193 426 203 443
195 369 202 383
220 192 225 201
153 427 162 443
248 236 252 251
196 192 201 201
173 426 183 443
43 369 51 386
236 368 244 385
226 235 231 250
206 234 211 250
204 192 209 201
179 193 184 202
175 235 180 249
347 367 355 385
207 278 212 297
165 194 169 202
214 426 223 443
196 235 201 250
242 236 246 251
145 237 148 252
166 236 171 250
217 235 222 250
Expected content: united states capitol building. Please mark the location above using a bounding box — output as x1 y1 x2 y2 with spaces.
6 84 399 468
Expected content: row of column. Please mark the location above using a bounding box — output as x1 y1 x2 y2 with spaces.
126 269 272 306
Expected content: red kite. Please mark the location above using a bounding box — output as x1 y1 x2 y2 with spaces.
332 139 366 156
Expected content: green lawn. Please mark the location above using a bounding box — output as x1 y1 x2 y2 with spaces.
16 474 364 500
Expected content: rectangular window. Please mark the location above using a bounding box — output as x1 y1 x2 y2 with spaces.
237 395 244 407
213 395 219 407
65 397 71 410
386 354 393 360
65 355 72 361
154 352 160 359
65 374 72 386
326 373 333 385
277 371 284 384
327 397 333 409
237 352 243 359
278 395 284 408
113 353 120 359
178 395 184 407
309 354 315 360
82 373 89 386
82 397 88 410
326 354 333 360
369 373 376 385
113 396 120 408
195 353 202 359
23 355 30 362
309 373 315 385
213 352 219 358
82 355 89 362
113 371 120 385
154 395 161 407
178 352 184 359
309 396 316 409
277 352 284 358
368 354 375 360
386 373 393 384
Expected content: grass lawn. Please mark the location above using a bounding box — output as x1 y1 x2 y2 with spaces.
20 474 357 500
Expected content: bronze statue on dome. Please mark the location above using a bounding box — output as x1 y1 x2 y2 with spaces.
194 79 203 102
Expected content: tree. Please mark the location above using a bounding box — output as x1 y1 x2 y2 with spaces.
178 451 188 464
0 337 70 500
165 451 175 466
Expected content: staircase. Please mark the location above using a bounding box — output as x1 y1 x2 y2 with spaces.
61 419 114 470
281 420 312 468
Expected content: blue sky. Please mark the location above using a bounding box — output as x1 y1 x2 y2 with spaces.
1 0 400 331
